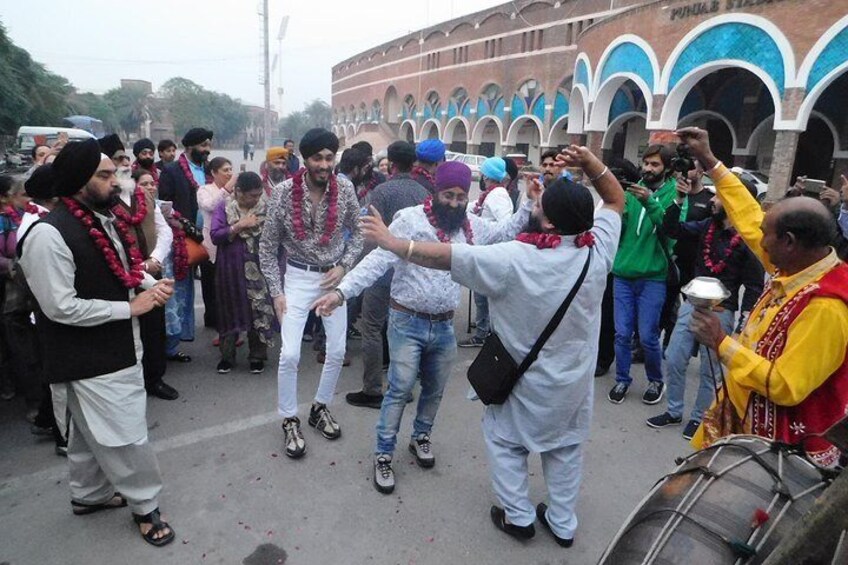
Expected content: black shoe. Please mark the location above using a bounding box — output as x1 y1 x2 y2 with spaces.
490 506 535 540
347 327 362 340
282 417 306 459
536 503 573 548
346 391 383 409
642 382 665 405
302 333 314 343
216 360 233 374
646 412 682 428
308 403 341 440
682 420 700 440
594 364 610 377
147 381 179 401
608 383 628 404
166 352 192 363
249 361 264 374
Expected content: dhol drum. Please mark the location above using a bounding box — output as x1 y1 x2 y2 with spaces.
598 435 833 564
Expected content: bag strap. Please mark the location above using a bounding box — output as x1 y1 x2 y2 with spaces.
516 249 592 377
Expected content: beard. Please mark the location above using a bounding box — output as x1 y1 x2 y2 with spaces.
431 199 467 234
641 171 664 187
190 148 209 164
268 166 287 184
82 185 121 211
712 204 727 223
137 157 155 170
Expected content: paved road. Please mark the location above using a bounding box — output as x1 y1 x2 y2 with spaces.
0 278 709 565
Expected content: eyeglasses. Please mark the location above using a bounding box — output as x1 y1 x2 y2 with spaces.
118 155 131 162
439 192 468 203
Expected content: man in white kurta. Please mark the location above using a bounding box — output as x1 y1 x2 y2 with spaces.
355 145 624 545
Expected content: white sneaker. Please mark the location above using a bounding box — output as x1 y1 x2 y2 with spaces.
374 454 395 494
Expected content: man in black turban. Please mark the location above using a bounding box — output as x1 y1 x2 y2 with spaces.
98 134 129 168
18 137 178 548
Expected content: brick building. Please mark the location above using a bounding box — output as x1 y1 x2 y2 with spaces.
331 0 848 199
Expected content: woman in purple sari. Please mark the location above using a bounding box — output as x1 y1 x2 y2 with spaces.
211 172 276 374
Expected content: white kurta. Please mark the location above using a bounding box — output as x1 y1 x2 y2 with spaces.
451 208 621 452
468 186 513 222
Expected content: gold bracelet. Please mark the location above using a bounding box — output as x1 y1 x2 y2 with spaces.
405 240 415 261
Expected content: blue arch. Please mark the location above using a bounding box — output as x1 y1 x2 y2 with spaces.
511 95 527 116
600 42 654 90
670 23 785 95
447 100 458 119
553 92 569 121
609 90 635 122
807 26 848 92
532 95 546 121
494 99 506 121
680 88 705 118
575 59 590 90
461 101 472 119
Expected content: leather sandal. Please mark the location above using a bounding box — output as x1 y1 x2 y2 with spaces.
133 508 175 547
71 493 127 515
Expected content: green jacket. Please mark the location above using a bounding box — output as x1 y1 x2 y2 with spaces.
612 177 685 281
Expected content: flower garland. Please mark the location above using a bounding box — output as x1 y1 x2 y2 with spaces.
178 153 212 191
62 198 145 289
4 206 23 227
516 231 595 249
703 222 743 274
472 186 500 216
169 210 190 281
131 160 159 184
423 196 473 244
411 166 435 188
111 188 148 226
357 174 381 201
290 168 339 246
25 202 48 219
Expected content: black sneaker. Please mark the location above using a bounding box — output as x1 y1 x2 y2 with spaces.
682 420 700 440
374 454 395 494
408 433 435 468
642 382 665 405
282 417 306 459
308 403 341 440
608 383 629 404
536 503 574 548
249 360 264 374
216 360 232 374
646 412 682 428
347 327 362 340
594 364 610 378
458 336 486 348
345 391 383 409
490 506 535 540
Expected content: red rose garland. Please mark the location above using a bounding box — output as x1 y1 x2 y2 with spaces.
168 210 190 281
25 202 48 219
703 222 743 274
411 166 435 188
4 206 23 227
111 188 148 226
423 196 473 244
131 160 159 184
62 198 145 289
178 153 212 191
516 231 595 249
472 186 499 216
290 168 339 246
357 174 380 201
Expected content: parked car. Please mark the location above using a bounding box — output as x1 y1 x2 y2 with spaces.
456 153 487 180
16 126 96 156
702 167 768 202
504 153 528 167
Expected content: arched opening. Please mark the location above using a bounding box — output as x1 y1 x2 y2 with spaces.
445 118 469 153
471 117 503 157
589 76 652 132
678 111 737 165
420 119 442 140
506 116 543 164
402 95 416 121
399 121 416 143
370 100 382 123
548 117 569 149
384 86 401 124
794 71 848 184
598 80 649 163
477 84 505 122
448 87 470 120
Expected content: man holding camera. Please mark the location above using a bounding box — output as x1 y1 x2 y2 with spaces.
608 145 682 405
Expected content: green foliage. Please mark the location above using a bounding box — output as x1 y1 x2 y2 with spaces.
0 22 73 134
104 83 153 137
278 99 332 143
161 77 248 143
67 92 120 133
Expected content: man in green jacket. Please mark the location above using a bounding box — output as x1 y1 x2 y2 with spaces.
608 145 683 405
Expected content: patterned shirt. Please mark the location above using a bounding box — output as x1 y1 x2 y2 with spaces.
259 175 363 297
337 200 533 314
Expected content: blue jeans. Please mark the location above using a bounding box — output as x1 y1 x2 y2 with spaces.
614 277 666 385
375 309 457 455
666 301 736 422
473 292 490 340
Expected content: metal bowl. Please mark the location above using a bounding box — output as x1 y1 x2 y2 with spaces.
682 277 731 309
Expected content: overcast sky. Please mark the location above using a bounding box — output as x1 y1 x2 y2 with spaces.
2 0 503 116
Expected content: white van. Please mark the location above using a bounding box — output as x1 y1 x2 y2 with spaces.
16 126 96 153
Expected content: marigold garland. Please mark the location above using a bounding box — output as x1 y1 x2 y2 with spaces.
290 168 339 246
422 196 473 244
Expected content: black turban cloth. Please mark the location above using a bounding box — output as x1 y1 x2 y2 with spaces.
351 141 374 158
299 128 339 160
53 139 103 197
133 138 155 157
181 127 214 147
98 134 125 158
504 157 519 182
25 164 57 199
386 141 416 168
542 178 595 236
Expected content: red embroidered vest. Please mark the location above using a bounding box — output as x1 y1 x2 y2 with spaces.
748 262 848 467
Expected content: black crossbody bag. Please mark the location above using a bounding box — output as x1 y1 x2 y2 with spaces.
467 250 592 405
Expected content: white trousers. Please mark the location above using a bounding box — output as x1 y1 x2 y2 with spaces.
276 265 348 418
483 422 583 539
66 384 162 516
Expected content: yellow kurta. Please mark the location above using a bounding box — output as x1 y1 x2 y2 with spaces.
691 165 848 448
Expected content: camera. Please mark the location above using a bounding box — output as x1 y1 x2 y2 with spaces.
670 144 696 174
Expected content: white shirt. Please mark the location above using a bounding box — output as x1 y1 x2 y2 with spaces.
338 200 534 314
469 186 513 222
197 182 232 262
451 208 622 451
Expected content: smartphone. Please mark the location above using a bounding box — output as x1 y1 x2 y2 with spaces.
804 179 826 194
160 201 174 215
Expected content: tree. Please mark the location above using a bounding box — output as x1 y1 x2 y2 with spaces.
67 91 120 133
278 99 332 143
160 77 248 143
104 83 153 138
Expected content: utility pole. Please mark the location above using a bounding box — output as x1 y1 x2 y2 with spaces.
262 0 272 149
277 16 289 125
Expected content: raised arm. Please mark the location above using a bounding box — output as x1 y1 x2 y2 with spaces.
556 145 625 215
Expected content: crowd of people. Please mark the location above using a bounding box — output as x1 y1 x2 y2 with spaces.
3 122 848 549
